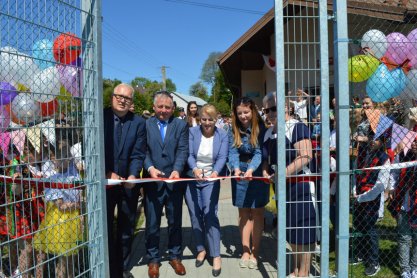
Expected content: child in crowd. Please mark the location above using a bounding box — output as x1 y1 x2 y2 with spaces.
388 139 417 278
351 136 395 277
33 139 82 278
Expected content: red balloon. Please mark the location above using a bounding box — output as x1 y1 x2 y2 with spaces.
6 104 26 125
53 32 82 64
40 99 58 117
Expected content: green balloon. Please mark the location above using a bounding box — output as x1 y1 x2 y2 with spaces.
348 55 380 82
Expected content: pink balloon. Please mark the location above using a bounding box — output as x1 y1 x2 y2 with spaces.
407 28 417 69
0 105 10 130
57 64 82 97
385 32 411 65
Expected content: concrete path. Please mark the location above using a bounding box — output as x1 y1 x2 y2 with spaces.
129 179 278 278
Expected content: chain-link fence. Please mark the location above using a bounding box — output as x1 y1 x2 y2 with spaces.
0 0 105 277
346 3 417 277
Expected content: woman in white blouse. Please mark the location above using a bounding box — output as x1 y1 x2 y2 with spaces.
185 104 228 277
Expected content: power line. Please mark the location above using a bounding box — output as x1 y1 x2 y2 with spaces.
163 0 266 15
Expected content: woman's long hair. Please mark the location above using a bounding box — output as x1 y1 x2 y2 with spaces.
231 97 262 148
186 101 200 127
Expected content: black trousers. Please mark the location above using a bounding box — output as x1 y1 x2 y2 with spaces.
106 185 141 278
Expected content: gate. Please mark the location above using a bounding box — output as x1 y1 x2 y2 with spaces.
0 0 106 277
274 0 417 277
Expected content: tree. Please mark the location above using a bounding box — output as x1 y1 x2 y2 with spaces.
209 70 232 115
165 78 177 93
200 51 223 87
189 81 208 100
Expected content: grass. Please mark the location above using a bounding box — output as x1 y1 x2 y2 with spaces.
328 202 400 277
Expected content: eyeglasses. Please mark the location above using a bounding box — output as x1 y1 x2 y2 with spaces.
113 93 132 103
201 118 214 122
263 106 277 114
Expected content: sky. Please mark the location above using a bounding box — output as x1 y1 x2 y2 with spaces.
102 0 274 94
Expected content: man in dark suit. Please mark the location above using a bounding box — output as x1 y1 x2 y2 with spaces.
104 83 147 278
144 91 189 278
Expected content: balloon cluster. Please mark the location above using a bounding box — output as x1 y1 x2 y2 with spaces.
0 32 82 127
349 29 417 103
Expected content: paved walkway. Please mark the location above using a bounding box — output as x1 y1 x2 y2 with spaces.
129 179 278 278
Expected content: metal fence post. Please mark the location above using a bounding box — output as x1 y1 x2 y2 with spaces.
318 0 330 276
81 0 108 277
333 0 350 276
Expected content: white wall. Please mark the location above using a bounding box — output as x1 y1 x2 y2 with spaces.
241 70 264 106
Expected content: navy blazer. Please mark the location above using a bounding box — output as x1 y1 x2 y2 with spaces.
103 108 147 178
188 126 228 176
144 116 189 184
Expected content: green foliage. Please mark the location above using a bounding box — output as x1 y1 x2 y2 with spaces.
165 78 177 93
189 81 209 101
209 70 232 115
200 51 223 86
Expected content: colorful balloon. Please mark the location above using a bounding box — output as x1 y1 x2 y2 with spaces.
366 64 407 102
11 93 41 124
361 29 388 59
53 32 81 65
348 55 380 82
407 28 417 69
57 64 82 97
385 32 411 65
0 82 18 105
39 98 58 117
0 46 40 87
32 39 54 70
30 67 60 103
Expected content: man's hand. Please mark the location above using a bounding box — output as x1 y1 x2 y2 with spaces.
169 171 180 179
106 171 125 181
149 167 165 179
124 175 136 189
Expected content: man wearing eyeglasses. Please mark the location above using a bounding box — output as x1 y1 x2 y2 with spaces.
103 83 147 278
143 91 189 278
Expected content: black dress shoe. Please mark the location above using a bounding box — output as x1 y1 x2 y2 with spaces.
195 258 205 267
212 268 221 277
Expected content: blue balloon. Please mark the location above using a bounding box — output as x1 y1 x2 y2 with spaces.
32 39 54 70
366 64 407 102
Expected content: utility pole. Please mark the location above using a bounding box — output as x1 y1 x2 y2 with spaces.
161 66 169 91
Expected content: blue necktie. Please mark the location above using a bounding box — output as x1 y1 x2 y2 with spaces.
159 121 166 141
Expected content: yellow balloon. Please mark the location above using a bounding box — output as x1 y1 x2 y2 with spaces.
348 55 380 82
57 86 72 102
16 83 30 92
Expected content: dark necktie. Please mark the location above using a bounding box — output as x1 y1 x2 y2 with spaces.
159 121 166 141
115 117 123 148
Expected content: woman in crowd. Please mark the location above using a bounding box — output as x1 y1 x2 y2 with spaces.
228 97 268 270
185 104 228 277
186 101 200 127
262 92 316 277
289 89 309 123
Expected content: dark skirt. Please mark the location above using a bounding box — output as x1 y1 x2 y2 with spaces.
286 182 317 245
231 162 269 208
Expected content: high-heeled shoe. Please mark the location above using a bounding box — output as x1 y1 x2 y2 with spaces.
212 268 221 277
195 251 206 267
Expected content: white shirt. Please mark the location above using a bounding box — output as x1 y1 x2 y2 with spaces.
196 136 214 176
290 99 308 120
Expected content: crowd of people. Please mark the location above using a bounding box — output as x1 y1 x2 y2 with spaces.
2 82 417 278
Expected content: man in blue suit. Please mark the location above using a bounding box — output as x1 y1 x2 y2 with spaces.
144 91 189 278
104 83 147 278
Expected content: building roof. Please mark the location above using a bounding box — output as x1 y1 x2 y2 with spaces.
171 92 207 106
218 0 417 95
